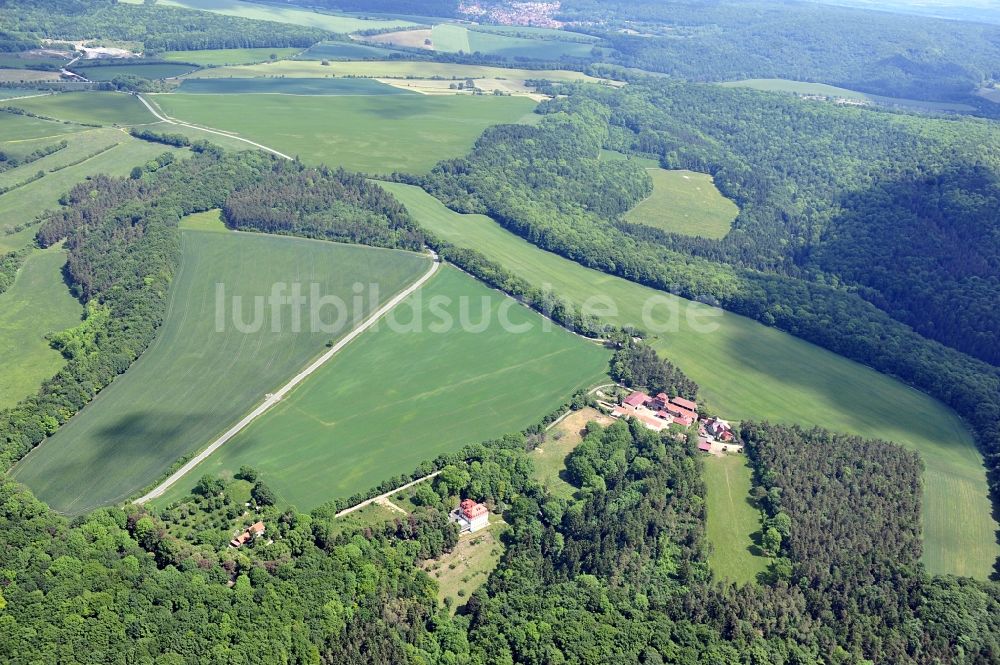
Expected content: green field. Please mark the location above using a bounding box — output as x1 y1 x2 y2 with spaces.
703 454 770 584
72 62 197 81
0 112 87 142
153 92 536 173
11 230 429 514
3 92 156 126
427 24 594 59
295 42 404 61
153 266 610 509
624 168 739 239
379 181 999 579
430 24 471 52
0 248 82 409
121 0 419 32
177 208 227 232
175 77 411 95
163 47 303 66
0 68 61 83
0 129 181 252
183 59 604 83
720 79 977 113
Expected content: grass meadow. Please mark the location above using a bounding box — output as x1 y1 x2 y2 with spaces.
153 266 610 510
4 92 157 126
72 63 197 81
720 79 976 113
153 92 537 173
0 69 61 83
0 111 89 142
163 47 303 66
703 454 770 584
380 181 999 579
624 168 739 239
532 407 613 500
175 77 410 95
295 42 404 61
0 248 82 409
11 229 429 514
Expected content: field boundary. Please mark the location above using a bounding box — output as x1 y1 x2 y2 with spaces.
134 250 440 504
336 471 442 518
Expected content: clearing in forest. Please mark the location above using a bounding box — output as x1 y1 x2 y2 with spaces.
702 453 770 584
533 406 613 499
11 228 429 515
153 92 536 174
380 181 999 579
624 168 739 239
152 266 611 510
720 79 976 113
0 248 82 409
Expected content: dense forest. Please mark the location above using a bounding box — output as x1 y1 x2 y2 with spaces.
560 0 1000 102
0 0 331 52
417 81 1000 552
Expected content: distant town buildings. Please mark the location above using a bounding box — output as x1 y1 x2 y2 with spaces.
459 1 565 27
451 499 490 533
229 521 265 548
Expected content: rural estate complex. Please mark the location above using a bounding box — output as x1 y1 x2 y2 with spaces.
0 0 999 662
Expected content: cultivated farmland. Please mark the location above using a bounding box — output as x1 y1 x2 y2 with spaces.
702 453 770 584
175 77 411 95
0 111 88 142
11 229 430 514
152 266 611 509
0 248 82 409
4 92 157 126
624 168 739 239
380 181 999 579
152 93 537 173
72 62 197 80
295 42 404 61
163 47 303 66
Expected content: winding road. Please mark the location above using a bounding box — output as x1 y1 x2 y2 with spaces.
135 251 440 504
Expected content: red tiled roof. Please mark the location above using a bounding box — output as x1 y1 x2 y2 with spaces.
697 441 712 452
673 415 694 427
671 396 697 411
623 391 650 407
666 404 698 421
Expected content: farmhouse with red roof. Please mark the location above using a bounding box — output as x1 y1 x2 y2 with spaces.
610 390 698 433
229 521 265 548
451 499 490 533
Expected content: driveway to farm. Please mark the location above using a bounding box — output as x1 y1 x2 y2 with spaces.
135 93 294 160
135 250 441 504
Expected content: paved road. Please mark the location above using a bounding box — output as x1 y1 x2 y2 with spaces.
136 94 294 160
134 251 440 504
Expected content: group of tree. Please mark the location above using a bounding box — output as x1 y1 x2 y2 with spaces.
609 337 699 400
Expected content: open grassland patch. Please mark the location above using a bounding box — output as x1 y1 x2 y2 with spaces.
624 168 739 239
11 230 429 515
0 111 87 143
422 521 505 611
295 41 404 61
0 249 82 409
163 47 303 66
153 266 610 510
533 406 613 499
369 29 435 50
177 208 227 232
720 79 976 113
430 25 471 53
0 89 44 100
72 62 197 81
0 69 62 83
184 59 604 83
380 181 998 578
4 92 157 126
175 77 410 95
121 0 419 32
153 92 536 173
703 454 770 584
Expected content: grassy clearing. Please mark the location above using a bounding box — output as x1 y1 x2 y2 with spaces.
0 69 61 83
0 248 82 409
295 42 403 60
177 208 227 232
72 63 197 80
533 407 613 499
422 521 505 611
121 0 418 32
624 168 738 239
175 77 410 95
4 92 157 126
720 79 977 113
0 129 180 251
153 92 536 173
379 181 999 579
153 266 610 510
163 47 303 66
703 454 770 584
11 230 429 515
183 59 605 83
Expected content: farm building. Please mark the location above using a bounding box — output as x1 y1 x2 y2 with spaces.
611 391 699 432
452 499 490 533
230 521 265 548
704 417 735 442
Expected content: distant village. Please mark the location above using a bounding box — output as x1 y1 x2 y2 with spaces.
609 390 742 455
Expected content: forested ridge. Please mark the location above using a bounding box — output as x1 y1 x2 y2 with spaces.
0 0 331 52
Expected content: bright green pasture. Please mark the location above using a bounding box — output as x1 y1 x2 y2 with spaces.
121 0 419 32
624 168 738 239
0 129 180 251
177 208 227 232
0 111 87 142
11 230 429 515
0 248 82 409
296 42 403 61
4 92 157 126
72 62 197 81
720 79 976 113
175 77 409 95
431 24 471 53
154 266 610 510
153 92 536 173
430 24 594 59
163 47 303 66
183 59 603 82
703 454 770 584
380 181 999 579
